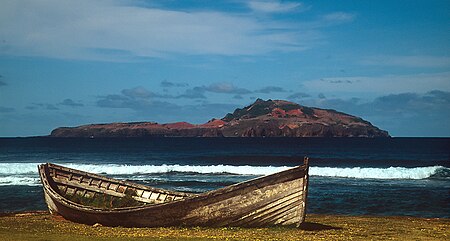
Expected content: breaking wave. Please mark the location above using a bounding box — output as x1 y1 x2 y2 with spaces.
0 176 41 186
0 163 291 176
310 166 449 180
0 163 448 186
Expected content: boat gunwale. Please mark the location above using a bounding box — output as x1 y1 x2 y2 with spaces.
39 158 309 214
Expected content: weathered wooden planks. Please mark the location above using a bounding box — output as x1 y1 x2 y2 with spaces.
38 157 309 227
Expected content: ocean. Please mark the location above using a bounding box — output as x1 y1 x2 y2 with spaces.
0 137 449 218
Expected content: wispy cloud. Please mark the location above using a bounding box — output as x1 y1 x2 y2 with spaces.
97 85 182 111
361 55 450 68
298 90 450 136
122 86 158 99
255 86 286 93
26 103 59 111
203 83 252 94
178 87 207 99
303 72 450 95
0 0 313 61
287 92 310 99
0 74 6 86
96 82 264 116
0 106 14 113
0 0 358 61
321 12 355 23
161 80 188 88
177 83 252 99
60 99 84 107
96 90 238 123
178 83 287 97
247 1 307 13
122 86 176 99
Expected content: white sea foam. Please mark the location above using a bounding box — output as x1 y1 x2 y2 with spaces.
0 163 291 176
0 163 39 175
0 163 448 186
309 166 448 179
66 163 292 176
0 176 41 186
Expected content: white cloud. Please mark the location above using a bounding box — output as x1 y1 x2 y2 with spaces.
303 72 450 95
248 1 306 13
322 12 355 22
0 0 311 61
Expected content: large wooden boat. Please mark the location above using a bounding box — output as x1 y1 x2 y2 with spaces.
38 158 309 227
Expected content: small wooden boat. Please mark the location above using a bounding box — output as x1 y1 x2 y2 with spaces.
38 158 309 227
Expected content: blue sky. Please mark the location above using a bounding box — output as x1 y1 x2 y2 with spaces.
0 0 449 137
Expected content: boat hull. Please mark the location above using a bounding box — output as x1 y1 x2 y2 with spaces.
39 159 309 227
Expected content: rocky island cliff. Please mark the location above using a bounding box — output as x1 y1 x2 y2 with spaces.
50 99 390 137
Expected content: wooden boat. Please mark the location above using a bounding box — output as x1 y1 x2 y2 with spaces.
38 158 309 227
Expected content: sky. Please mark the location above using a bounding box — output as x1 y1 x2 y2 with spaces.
0 0 449 137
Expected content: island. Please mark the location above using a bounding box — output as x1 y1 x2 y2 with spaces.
50 99 389 137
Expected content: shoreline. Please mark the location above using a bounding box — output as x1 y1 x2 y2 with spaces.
0 211 448 241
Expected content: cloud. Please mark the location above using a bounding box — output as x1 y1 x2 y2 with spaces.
97 86 180 110
0 0 312 61
305 91 450 117
60 99 84 107
95 85 245 123
300 12 355 29
122 86 157 99
255 86 286 93
122 86 175 99
161 80 188 88
26 100 84 111
45 104 59 110
287 92 310 99
98 84 252 103
177 83 251 99
96 92 180 113
0 106 14 113
97 94 178 112
247 1 306 13
97 94 132 109
361 55 450 68
96 90 238 123
177 87 207 99
326 79 358 84
0 74 6 86
301 90 450 136
369 91 450 115
25 103 59 111
303 72 450 95
203 83 252 94
321 12 355 23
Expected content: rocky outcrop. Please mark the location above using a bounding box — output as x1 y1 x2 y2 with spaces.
50 99 390 138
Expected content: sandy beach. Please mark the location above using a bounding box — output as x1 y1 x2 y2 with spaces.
0 211 448 241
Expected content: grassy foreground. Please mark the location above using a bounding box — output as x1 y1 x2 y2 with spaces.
0 211 448 241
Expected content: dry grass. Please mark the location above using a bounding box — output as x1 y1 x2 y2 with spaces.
0 211 448 241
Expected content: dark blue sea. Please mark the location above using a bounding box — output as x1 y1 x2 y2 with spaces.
0 137 449 218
